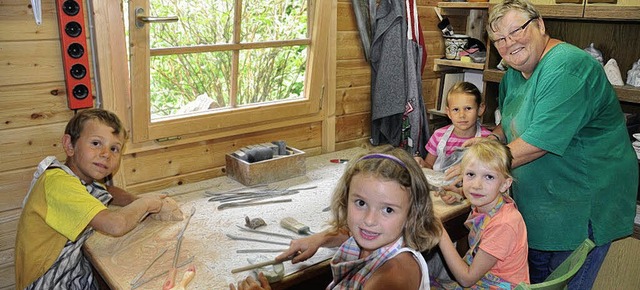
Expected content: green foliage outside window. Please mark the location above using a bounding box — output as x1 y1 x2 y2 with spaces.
148 0 308 118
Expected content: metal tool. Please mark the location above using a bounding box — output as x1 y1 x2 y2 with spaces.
164 207 196 289
130 247 168 285
280 217 314 235
236 225 295 239
225 234 290 246
130 256 194 290
218 198 292 210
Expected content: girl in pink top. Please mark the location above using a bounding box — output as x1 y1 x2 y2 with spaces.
431 139 529 289
415 82 492 171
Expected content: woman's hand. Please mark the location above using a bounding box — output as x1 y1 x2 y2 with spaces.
461 136 488 148
229 272 271 290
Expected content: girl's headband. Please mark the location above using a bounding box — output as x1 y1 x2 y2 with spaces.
358 153 407 169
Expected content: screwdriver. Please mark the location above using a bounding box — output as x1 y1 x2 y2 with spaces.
280 217 314 235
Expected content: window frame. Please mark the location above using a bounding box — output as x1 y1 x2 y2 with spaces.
127 0 327 143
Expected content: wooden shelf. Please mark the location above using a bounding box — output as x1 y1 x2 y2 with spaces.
434 58 485 71
428 109 448 117
483 68 640 104
483 68 504 83
437 2 490 9
617 85 640 104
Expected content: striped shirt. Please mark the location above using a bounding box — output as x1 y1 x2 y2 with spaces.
426 124 491 157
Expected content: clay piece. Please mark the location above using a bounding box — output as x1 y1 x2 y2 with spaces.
627 59 640 87
149 197 184 221
248 255 285 283
245 216 267 229
584 43 604 66
604 59 625 86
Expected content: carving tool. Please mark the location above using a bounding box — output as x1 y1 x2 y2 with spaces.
163 207 196 289
236 248 288 253
280 217 314 235
225 234 290 246
130 247 168 285
236 225 295 239
131 256 194 290
217 198 292 210
231 256 294 274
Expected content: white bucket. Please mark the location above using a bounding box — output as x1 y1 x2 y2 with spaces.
444 34 469 60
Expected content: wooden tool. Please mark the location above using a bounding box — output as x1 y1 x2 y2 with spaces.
236 248 288 253
231 256 293 274
280 217 314 235
168 265 196 290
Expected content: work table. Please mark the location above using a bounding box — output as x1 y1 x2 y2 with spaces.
84 146 470 289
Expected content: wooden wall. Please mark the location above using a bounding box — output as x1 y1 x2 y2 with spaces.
0 0 443 288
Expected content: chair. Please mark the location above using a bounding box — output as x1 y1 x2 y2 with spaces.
514 238 596 290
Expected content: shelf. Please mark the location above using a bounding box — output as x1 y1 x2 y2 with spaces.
483 68 504 83
437 2 490 9
617 86 640 104
483 68 640 104
434 59 485 72
428 109 448 117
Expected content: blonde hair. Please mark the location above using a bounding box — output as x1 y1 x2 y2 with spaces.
447 81 483 108
487 0 541 39
329 145 442 251
460 139 513 180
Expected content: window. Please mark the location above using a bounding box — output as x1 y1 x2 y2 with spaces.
127 0 327 142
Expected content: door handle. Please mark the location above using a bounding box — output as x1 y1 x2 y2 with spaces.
135 7 178 28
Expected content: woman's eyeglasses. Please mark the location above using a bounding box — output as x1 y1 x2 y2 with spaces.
491 17 538 48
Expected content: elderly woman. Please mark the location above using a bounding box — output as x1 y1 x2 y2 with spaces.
478 0 638 288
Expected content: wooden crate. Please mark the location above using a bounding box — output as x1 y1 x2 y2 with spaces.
225 147 306 186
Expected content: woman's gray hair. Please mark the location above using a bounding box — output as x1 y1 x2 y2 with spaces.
487 0 541 37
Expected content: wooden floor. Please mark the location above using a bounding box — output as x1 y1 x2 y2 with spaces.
592 236 640 289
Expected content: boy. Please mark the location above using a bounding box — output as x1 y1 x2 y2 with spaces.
15 109 176 289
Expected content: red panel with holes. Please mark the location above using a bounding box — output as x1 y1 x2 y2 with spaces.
55 0 93 109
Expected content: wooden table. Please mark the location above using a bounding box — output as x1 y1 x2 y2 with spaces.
84 147 470 290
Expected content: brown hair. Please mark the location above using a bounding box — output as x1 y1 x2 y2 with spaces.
329 145 442 251
447 81 483 108
64 109 127 145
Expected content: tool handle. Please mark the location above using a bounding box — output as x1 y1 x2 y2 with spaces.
231 259 281 274
162 267 177 290
280 217 311 235
433 7 444 21
231 255 293 274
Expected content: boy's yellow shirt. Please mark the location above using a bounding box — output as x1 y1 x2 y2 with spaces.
14 168 107 289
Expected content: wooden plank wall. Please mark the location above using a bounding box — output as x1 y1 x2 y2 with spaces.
0 0 443 288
